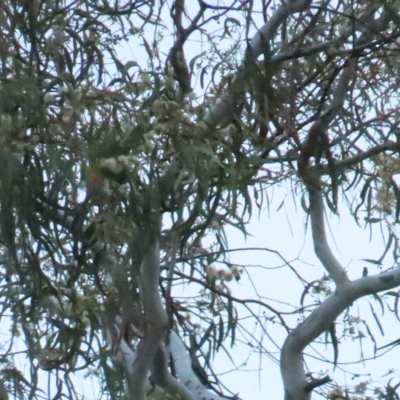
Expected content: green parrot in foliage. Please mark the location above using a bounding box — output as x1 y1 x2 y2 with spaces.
85 159 130 187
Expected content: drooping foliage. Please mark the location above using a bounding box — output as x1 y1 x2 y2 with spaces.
1 1 400 399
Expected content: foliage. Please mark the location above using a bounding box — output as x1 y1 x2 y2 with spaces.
1 0 400 399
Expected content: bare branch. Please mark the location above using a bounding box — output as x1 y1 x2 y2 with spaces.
322 141 399 173
308 186 349 286
125 238 169 400
281 265 400 400
151 344 197 400
304 375 331 392
169 331 226 400
250 0 313 56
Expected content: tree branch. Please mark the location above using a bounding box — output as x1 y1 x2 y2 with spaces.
169 330 227 400
324 141 398 172
308 186 349 286
285 6 395 387
202 0 312 128
281 265 400 400
151 344 197 400
124 238 169 400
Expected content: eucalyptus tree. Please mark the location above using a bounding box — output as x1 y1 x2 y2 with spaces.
1 1 400 399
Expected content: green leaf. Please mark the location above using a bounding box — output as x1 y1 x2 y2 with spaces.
189 52 206 74
369 302 384 336
223 17 241 38
364 217 382 223
361 258 382 265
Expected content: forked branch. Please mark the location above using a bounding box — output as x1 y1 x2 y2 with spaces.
281 9 400 397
